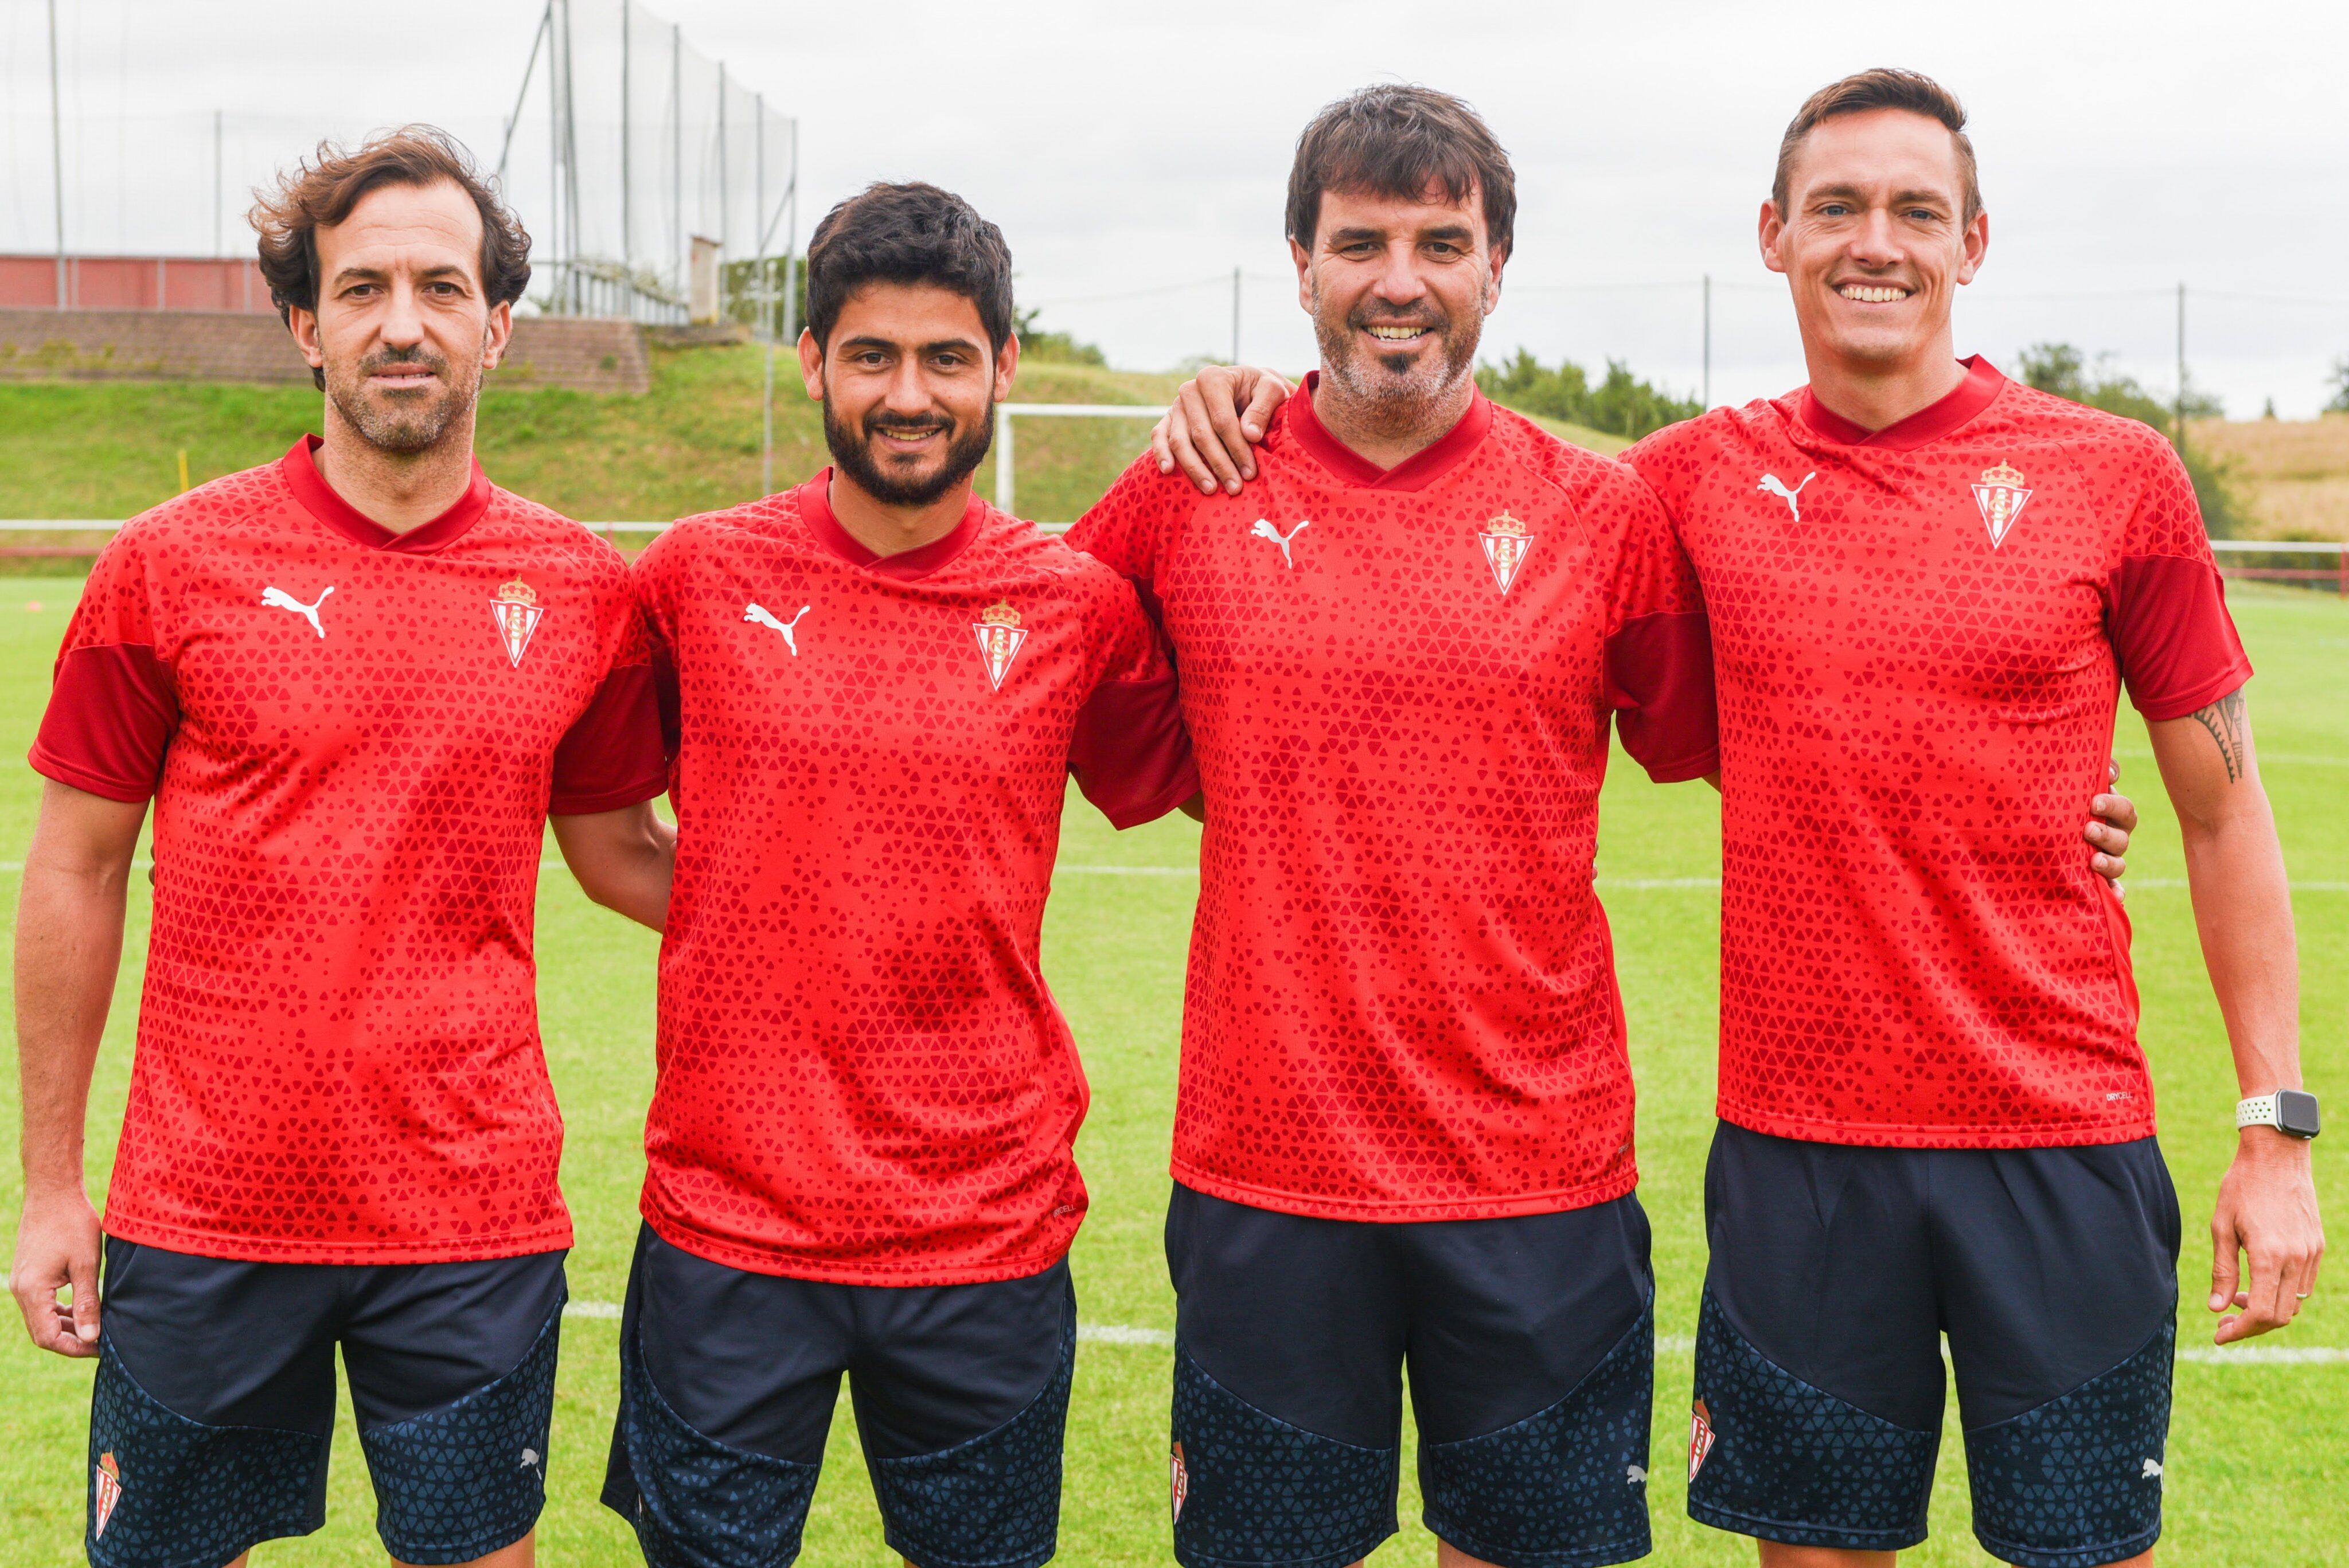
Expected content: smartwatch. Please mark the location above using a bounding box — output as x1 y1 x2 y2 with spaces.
2237 1090 2322 1140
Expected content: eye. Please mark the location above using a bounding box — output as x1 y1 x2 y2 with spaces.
1819 202 1852 217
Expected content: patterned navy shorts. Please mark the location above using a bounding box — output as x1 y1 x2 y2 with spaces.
1165 1184 1656 1568
87 1237 566 1568
601 1223 1075 1568
1688 1123 2182 1567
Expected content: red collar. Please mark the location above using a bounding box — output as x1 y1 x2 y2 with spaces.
1284 370 1492 491
1794 356 2006 453
795 470 985 581
278 435 492 552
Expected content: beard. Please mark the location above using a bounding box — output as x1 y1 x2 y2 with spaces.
823 395 994 507
1312 286 1482 427
325 339 481 454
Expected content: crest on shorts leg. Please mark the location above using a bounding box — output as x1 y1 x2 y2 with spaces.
1170 1440 1189 1522
93 1452 122 1538
1688 1399 1716 1481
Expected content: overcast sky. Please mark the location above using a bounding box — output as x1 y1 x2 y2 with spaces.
5 0 2347 413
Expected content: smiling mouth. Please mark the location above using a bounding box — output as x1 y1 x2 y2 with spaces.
872 424 947 448
1362 323 1435 343
1836 283 1912 304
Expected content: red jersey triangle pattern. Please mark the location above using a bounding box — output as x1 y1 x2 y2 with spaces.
1479 510 1535 595
974 601 1028 691
491 578 546 667
1972 463 2033 549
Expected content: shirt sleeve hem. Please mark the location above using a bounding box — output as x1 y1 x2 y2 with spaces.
2130 658 2253 723
1097 761 1201 831
548 768 671 817
1640 748 1720 785
26 745 157 804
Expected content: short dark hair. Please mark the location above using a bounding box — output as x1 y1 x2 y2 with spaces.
1286 85 1516 259
249 126 530 389
1774 68 1982 225
803 182 1016 357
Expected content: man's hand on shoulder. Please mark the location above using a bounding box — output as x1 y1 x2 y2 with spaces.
1151 366 1291 496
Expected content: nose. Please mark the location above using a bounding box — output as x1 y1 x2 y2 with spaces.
1848 207 1902 268
1369 238 1429 308
379 277 428 350
880 356 937 417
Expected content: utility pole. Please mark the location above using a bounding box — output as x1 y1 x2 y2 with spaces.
672 25 683 298
2174 281 2187 460
48 0 67 308
212 111 223 257
1702 273 1712 408
1231 266 1242 363
619 1 631 281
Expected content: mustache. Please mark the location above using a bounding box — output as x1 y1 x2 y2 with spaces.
1348 307 1447 332
865 414 953 436
358 346 448 377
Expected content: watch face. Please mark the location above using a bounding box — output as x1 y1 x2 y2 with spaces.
2278 1090 2323 1140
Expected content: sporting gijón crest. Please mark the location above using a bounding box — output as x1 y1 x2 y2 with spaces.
93 1452 122 1539
490 578 546 667
973 601 1028 691
1479 510 1534 595
1688 1399 1716 1481
1972 462 2033 549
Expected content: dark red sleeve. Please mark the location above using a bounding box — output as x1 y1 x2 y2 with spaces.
1067 581 1198 828
2104 443 2252 720
549 662 669 814
1602 470 1719 782
29 534 180 803
31 643 180 803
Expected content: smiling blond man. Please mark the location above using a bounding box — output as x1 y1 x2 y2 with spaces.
9 128 668 1568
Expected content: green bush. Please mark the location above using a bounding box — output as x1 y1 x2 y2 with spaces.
1476 350 1699 440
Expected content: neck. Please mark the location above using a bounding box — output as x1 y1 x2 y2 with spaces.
1802 330 1968 435
1310 368 1475 471
313 400 479 533
826 468 970 558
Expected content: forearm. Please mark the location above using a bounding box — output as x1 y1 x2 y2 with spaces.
551 804 676 931
14 862 130 1194
2177 792 2300 1095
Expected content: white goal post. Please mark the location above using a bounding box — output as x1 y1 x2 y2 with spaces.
992 401 1171 532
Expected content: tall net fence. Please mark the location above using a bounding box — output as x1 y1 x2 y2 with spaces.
0 0 795 325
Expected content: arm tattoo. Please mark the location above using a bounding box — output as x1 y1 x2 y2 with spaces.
2189 689 2249 783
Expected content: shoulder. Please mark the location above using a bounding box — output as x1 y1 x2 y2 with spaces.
1484 404 1673 534
1990 382 2179 470
635 494 793 579
485 485 633 583
980 507 1136 605
1622 405 1765 488
111 460 289 556
1072 448 1207 541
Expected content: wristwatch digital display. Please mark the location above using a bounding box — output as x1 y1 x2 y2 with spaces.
2237 1090 2322 1140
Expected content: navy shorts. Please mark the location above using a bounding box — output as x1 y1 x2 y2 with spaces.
601 1223 1075 1568
1688 1123 2182 1567
1165 1184 1656 1568
88 1237 566 1568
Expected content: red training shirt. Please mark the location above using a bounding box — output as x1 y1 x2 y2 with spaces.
1626 358 2252 1148
1070 379 1719 1222
634 474 1195 1285
31 437 666 1263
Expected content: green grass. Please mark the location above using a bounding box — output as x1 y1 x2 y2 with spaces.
0 349 1624 540
0 580 2342 1566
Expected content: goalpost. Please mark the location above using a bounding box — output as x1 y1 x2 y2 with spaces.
992 402 1170 533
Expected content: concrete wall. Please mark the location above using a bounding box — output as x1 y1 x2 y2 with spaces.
0 309 650 394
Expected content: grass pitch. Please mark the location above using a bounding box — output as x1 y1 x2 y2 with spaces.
1 580 2342 1566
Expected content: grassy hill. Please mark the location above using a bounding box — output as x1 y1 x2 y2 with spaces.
0 345 1627 534
2191 415 2349 541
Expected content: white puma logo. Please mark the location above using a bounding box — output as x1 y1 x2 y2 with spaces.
520 1448 541 1471
2141 1458 2163 1480
744 603 812 655
260 584 333 638
1626 1465 1648 1486
1250 517 1310 568
1756 472 1816 521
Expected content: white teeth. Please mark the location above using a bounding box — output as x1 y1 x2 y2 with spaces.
1837 284 1910 303
1367 325 1425 339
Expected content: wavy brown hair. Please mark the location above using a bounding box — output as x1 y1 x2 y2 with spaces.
250 126 531 387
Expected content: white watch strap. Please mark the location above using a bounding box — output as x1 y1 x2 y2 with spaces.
2237 1094 2282 1129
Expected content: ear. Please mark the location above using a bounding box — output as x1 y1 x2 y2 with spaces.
993 331 1020 403
1758 199 1788 276
797 327 824 400
287 303 327 376
481 299 514 373
1956 206 1988 287
1290 236 1313 314
1484 241 1508 316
